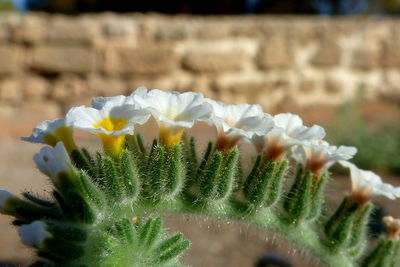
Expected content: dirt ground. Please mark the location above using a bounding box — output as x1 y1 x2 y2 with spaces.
1 136 400 267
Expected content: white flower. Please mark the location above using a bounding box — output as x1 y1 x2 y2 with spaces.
91 86 148 110
273 113 326 141
34 142 72 180
383 216 400 240
66 96 150 156
132 89 213 147
339 160 400 201
206 99 273 150
0 189 17 214
18 221 52 248
292 140 357 175
21 119 76 154
251 113 325 160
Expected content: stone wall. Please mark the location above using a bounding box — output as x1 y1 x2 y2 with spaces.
0 13 399 133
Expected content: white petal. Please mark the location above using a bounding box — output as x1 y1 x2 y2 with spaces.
339 160 400 200
0 189 16 213
91 87 148 109
274 113 326 141
18 221 51 248
21 119 66 144
206 99 269 139
133 89 212 128
34 142 71 179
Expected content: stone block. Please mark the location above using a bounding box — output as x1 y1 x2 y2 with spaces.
50 75 89 103
298 79 315 93
88 75 127 96
382 39 400 68
0 79 22 102
0 46 20 74
311 39 341 67
12 14 47 45
105 45 178 75
182 51 244 73
352 48 379 70
325 78 342 93
23 76 49 100
18 101 61 120
47 16 100 45
102 16 138 38
30 46 98 74
256 36 293 69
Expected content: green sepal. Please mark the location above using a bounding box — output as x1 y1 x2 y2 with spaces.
307 172 328 221
103 157 123 201
326 201 359 250
164 144 185 197
284 170 313 224
154 233 191 264
75 171 105 210
41 238 85 262
325 196 350 236
139 216 163 250
197 142 213 176
3 196 61 223
119 150 140 199
125 134 147 173
182 135 198 188
22 192 57 208
243 157 276 207
52 173 96 224
361 237 395 267
199 150 223 199
283 165 304 212
265 160 287 207
71 149 93 177
215 148 239 200
346 203 372 255
46 221 87 243
112 218 136 245
146 143 164 199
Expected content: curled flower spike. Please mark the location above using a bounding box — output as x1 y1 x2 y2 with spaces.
34 142 72 183
251 113 325 161
66 96 150 157
0 189 17 214
206 99 273 151
292 140 357 177
339 160 400 205
18 221 52 248
383 216 400 240
21 119 76 154
133 89 212 148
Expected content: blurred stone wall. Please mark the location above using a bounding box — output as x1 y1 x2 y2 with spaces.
0 13 399 134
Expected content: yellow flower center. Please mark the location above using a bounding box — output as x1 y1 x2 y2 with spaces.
159 123 184 148
43 126 77 154
94 117 129 157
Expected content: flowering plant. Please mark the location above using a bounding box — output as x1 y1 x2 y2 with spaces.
1 88 400 267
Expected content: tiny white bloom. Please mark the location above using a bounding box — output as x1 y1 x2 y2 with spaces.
66 96 150 156
18 221 52 248
251 113 324 161
292 140 357 175
34 142 72 180
21 119 76 154
339 160 400 201
91 86 148 110
0 189 17 214
273 113 326 141
206 99 273 150
133 89 213 147
383 216 400 240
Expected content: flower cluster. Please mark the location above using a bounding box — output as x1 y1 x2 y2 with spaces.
18 88 400 201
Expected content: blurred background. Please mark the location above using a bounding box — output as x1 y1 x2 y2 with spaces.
0 1 400 266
